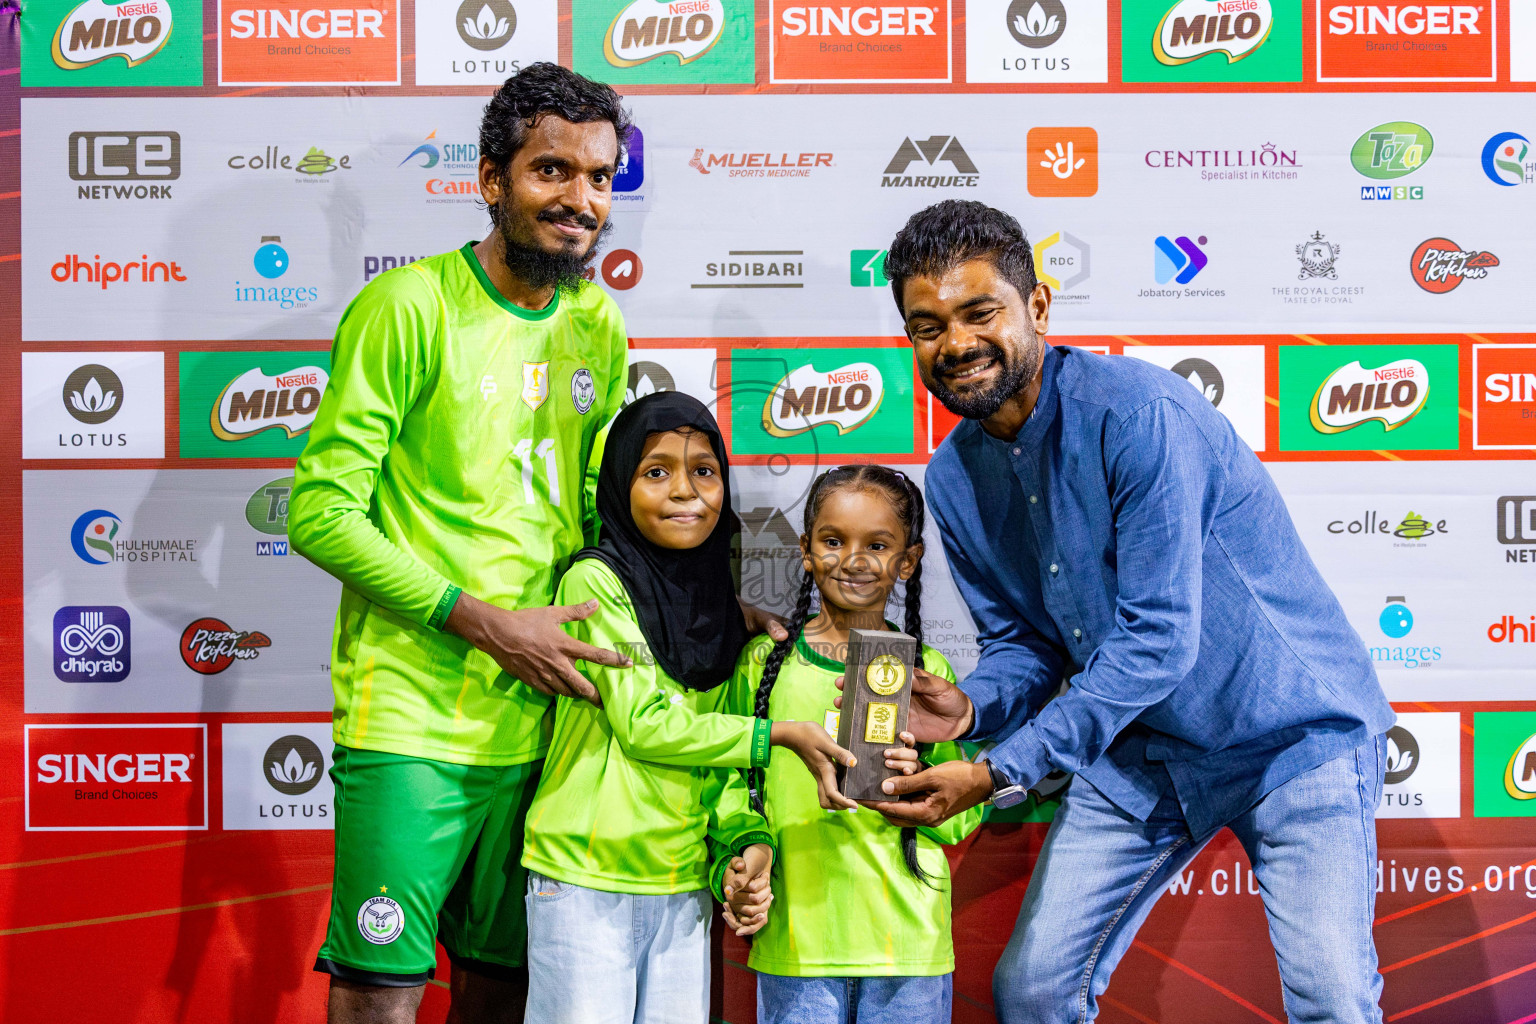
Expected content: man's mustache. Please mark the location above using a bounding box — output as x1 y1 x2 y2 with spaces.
537 206 600 231
933 342 1006 378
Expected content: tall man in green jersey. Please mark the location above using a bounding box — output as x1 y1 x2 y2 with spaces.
291 65 638 1024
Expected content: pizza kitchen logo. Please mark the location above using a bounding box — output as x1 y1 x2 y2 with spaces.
605 0 726 66
211 365 328 442
1411 238 1499 293
1310 357 1429 433
1154 0 1273 65
180 617 271 674
762 361 885 438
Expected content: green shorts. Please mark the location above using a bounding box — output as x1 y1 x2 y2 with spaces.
314 745 542 986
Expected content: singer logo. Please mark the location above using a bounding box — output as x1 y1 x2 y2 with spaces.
763 361 885 438
1410 238 1499 293
770 0 950 83
1154 0 1274 64
220 2 400 85
1318 0 1492 81
1310 358 1430 433
1473 345 1536 450
211 365 328 441
604 0 727 66
25 724 207 831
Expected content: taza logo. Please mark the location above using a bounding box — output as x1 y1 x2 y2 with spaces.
762 361 884 438
1008 0 1065 46
1351 122 1433 179
264 735 324 795
180 617 271 674
53 606 131 682
62 364 123 425
458 0 517 49
1410 238 1499 293
1482 132 1532 187
246 477 294 536
605 0 726 66
1154 0 1273 64
1310 357 1428 433
52 0 175 70
212 366 327 441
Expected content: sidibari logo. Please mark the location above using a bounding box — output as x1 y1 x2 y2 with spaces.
605 0 726 66
52 0 175 70
881 135 978 187
1410 238 1499 293
1309 358 1428 433
1482 132 1532 187
1154 0 1273 65
1351 122 1433 179
762 361 884 438
180 617 271 674
264 735 324 795
53 606 131 682
1505 732 1536 800
212 366 328 441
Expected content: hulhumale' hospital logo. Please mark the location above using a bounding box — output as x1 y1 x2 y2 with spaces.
605 0 727 66
1154 0 1273 65
762 361 884 438
1310 358 1428 433
71 509 121 564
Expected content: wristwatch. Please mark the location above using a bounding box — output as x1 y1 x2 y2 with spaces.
984 759 1029 809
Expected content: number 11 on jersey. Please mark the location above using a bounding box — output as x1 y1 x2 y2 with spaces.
512 438 560 507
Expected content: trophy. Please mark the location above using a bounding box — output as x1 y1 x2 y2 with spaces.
834 628 918 801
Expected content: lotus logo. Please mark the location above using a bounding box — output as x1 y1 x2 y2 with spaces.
1384 725 1419 785
1310 358 1429 434
763 361 884 438
457 0 516 50
1007 0 1066 47
1154 0 1273 65
263 735 324 795
625 361 677 407
62 364 123 425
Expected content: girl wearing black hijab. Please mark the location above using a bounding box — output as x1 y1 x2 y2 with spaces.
521 392 856 1024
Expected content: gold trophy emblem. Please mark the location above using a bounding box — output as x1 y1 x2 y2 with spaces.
865 654 906 696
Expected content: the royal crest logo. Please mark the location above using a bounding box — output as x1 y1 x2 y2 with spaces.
762 361 884 438
1310 358 1430 434
180 617 271 675
1411 238 1500 294
604 0 726 66
1154 0 1273 65
571 368 596 414
52 0 175 70
357 895 405 944
522 361 550 410
1296 231 1340 280
211 366 327 441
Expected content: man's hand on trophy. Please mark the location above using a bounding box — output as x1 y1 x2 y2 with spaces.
833 667 974 743
857 759 994 829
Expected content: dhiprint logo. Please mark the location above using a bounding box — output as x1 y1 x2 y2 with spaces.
70 131 180 200
264 735 324 795
53 606 131 683
1309 357 1428 433
71 509 121 564
52 0 176 70
1385 724 1419 785
457 0 516 48
1482 133 1532 187
1410 238 1499 293
180 617 272 674
1009 0 1065 46
1154 235 1208 284
212 366 327 441
880 136 979 188
1154 0 1274 65
358 896 405 944
62 364 123 425
51 253 187 290
601 249 643 290
1488 614 1536 645
1027 127 1098 197
850 249 889 287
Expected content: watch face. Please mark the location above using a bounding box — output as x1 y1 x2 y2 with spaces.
992 786 1029 809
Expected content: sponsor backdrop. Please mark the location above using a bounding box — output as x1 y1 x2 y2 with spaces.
2 0 1535 1022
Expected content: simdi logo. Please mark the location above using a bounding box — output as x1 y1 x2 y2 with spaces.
1319 0 1493 82
769 0 951 84
399 130 482 203
1154 0 1273 64
1473 345 1536 450
70 131 179 201
219 1 400 86
25 724 207 831
1410 238 1499 293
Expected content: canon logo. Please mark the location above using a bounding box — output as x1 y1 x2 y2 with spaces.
779 6 936 35
228 8 387 38
36 752 193 784
1327 5 1480 34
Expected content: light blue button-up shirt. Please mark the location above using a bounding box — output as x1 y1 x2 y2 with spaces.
928 344 1394 838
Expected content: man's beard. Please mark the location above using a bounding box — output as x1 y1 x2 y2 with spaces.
497 204 612 293
920 334 1041 421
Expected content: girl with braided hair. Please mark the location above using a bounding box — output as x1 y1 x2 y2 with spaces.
725 464 982 1024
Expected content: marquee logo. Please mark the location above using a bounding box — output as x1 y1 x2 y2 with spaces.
52 0 176 69
53 606 132 683
770 0 950 83
1319 0 1493 81
605 0 726 65
1410 238 1499 293
211 365 328 441
1351 122 1433 179
1154 0 1273 64
180 617 271 674
762 361 885 438
1309 358 1428 433
880 135 979 187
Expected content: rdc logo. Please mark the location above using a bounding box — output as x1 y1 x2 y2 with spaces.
53 606 131 682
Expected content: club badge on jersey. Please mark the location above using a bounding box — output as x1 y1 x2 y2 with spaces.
522 361 550 411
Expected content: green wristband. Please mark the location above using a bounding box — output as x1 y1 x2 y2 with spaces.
427 584 462 631
750 718 773 767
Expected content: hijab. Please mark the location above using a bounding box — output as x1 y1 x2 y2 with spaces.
575 391 749 691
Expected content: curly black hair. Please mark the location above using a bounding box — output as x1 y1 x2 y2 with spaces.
883 200 1039 318
479 63 633 227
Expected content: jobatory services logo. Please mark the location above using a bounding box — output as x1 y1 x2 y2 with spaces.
600 249 643 290
881 135 979 188
1143 141 1301 183
691 250 804 289
1143 234 1226 300
221 723 335 829
53 606 132 682
1352 121 1432 200
1027 127 1098 196
1482 132 1533 186
24 352 165 459
1122 344 1266 450
574 0 755 83
1380 713 1461 818
966 0 1109 82
1032 231 1090 304
399 130 482 203
415 0 557 84
1318 0 1494 82
1278 344 1458 451
180 617 272 674
1472 345 1536 450
1410 238 1499 293
1123 0 1299 81
24 0 202 86
179 351 331 458
1369 594 1442 669
850 249 890 287
1473 713 1536 817
1496 495 1536 564
730 347 914 456
769 0 951 83
70 131 180 200
219 0 400 85
25 723 207 831
70 508 198 565
690 148 835 179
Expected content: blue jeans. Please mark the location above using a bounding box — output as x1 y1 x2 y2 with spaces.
523 871 710 1024
758 972 952 1024
995 739 1386 1024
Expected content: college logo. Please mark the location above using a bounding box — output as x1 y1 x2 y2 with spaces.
1482 132 1533 187
761 361 885 438
71 509 121 564
693 251 804 289
54 606 131 683
1351 122 1432 181
1153 0 1273 64
1153 235 1208 284
522 361 550 410
358 896 405 944
62 364 123 425
70 131 179 200
51 253 187 290
1474 713 1536 817
967 0 1108 82
577 0 753 84
1032 231 1090 301
226 145 352 178
1473 345 1536 450
1318 0 1493 82
850 249 889 287
51 0 175 69
220 0 400 86
1296 231 1340 280
770 0 950 83
180 617 271 674
1027 127 1097 197
1278 344 1458 451
212 365 327 441
25 724 206 831
571 368 597 414
731 347 913 456
881 136 978 188
264 735 324 795
1325 510 1447 541
1410 238 1499 293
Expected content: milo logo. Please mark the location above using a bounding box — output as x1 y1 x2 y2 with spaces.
211 366 327 442
52 0 174 70
605 0 726 66
762 361 884 438
1154 0 1273 65
1310 358 1429 434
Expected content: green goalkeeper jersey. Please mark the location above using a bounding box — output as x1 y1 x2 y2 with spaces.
725 632 983 977
291 243 628 767
521 558 774 897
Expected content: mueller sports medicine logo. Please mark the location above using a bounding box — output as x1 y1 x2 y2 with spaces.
690 148 834 178
770 0 950 83
212 365 327 441
25 724 206 831
1310 358 1429 433
1154 0 1273 65
1411 238 1499 293
180 617 271 674
1319 0 1492 81
881 135 978 187
53 606 131 683
762 361 885 438
69 131 179 200
52 0 176 70
605 0 726 66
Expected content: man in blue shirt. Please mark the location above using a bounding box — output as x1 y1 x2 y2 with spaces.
863 201 1395 1024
